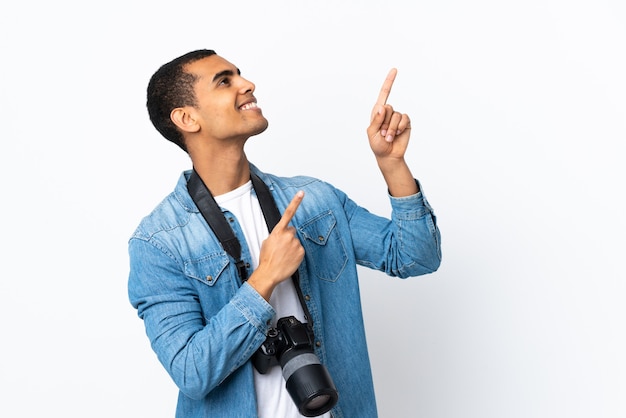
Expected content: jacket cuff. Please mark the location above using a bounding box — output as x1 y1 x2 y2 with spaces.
230 282 275 334
389 179 435 220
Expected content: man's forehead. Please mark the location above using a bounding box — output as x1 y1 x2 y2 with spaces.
186 55 239 78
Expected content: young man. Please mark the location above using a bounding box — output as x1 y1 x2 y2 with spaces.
128 49 441 418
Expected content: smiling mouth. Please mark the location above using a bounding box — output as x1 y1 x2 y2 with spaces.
239 102 259 110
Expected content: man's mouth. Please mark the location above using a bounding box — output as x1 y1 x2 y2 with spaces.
239 102 259 110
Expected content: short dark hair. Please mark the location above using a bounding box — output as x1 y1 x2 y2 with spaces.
146 49 217 152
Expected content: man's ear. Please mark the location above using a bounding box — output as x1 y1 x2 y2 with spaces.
170 107 200 133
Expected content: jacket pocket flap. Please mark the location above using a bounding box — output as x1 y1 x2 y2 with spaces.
184 252 230 286
299 211 336 247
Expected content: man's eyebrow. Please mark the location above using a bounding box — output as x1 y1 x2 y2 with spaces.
211 68 242 83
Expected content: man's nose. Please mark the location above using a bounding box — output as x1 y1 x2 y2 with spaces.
237 76 255 94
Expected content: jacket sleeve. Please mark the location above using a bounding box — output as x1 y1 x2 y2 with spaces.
342 180 442 277
127 237 274 400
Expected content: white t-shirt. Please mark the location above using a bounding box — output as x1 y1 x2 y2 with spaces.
215 181 330 418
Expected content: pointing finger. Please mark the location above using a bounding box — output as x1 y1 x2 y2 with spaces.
275 191 304 230
375 68 397 107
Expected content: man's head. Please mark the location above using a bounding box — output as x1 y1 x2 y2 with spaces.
147 49 216 151
147 49 268 153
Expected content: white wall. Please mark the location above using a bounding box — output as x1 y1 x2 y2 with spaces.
1 1 624 417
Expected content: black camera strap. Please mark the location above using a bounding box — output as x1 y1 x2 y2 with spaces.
187 169 249 281
187 168 313 327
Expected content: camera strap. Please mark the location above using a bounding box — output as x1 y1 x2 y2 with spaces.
187 169 249 281
187 168 313 327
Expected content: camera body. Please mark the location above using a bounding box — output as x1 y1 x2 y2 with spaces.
252 315 314 373
252 316 339 417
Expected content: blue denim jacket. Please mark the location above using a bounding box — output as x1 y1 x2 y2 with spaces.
128 164 441 418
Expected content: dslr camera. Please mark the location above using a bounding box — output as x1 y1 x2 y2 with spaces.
252 316 339 417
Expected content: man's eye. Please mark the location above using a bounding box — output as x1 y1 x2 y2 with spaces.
219 77 230 86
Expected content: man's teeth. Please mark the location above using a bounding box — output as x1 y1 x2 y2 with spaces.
240 102 258 110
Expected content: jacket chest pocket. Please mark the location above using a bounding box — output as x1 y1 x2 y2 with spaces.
299 211 348 282
184 252 233 288
184 253 242 319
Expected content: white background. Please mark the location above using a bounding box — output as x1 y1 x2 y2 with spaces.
1 1 624 417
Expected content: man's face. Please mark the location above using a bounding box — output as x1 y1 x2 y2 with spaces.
185 55 268 142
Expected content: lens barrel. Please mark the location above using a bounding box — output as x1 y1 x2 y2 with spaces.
282 353 338 416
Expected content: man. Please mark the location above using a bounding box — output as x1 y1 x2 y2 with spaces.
128 49 441 418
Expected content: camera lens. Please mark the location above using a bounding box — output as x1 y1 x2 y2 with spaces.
305 393 332 410
283 360 338 417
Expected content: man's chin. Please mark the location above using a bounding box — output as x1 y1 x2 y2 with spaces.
250 121 269 137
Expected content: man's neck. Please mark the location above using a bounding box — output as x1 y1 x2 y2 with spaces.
189 145 251 197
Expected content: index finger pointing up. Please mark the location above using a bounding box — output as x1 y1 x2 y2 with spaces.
275 190 304 230
376 68 398 106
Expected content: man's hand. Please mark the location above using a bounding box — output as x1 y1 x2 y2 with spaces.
367 69 419 197
367 68 412 161
247 191 305 301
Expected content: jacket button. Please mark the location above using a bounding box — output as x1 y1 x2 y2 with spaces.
304 295 311 301
316 341 322 347
206 275 213 282
318 236 324 242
